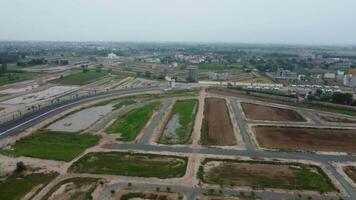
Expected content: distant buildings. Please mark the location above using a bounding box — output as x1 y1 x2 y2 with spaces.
107 52 118 59
324 72 336 79
186 66 198 82
267 68 298 80
337 70 345 81
208 71 229 81
343 74 356 87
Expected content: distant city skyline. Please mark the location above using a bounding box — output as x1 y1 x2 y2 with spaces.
1 0 356 45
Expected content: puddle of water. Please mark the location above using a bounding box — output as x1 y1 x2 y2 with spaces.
47 104 113 132
161 113 181 143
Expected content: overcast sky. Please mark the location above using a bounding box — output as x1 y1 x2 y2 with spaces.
1 0 356 44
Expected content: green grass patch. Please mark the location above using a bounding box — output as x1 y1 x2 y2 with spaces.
0 130 100 161
69 152 187 178
201 159 337 193
0 72 40 86
198 63 243 70
113 99 136 110
0 172 57 200
106 102 160 141
159 99 198 144
53 70 108 85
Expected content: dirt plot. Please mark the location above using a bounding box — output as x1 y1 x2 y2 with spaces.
254 126 356 153
315 113 356 124
201 98 236 146
201 159 337 193
42 177 100 200
241 103 305 122
198 195 260 200
344 166 356 184
111 189 180 200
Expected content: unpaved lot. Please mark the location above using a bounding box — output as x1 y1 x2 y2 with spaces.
241 103 305 122
344 166 356 184
201 98 236 146
254 126 356 153
111 189 180 200
315 113 356 124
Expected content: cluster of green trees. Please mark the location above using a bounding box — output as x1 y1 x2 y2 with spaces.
135 71 165 80
17 58 48 67
308 91 356 106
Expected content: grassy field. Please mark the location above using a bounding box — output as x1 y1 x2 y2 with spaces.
42 177 99 200
198 63 243 70
54 70 108 85
0 72 40 86
113 99 136 110
106 102 160 141
0 172 57 200
69 152 187 178
159 99 198 144
201 159 337 193
0 130 100 161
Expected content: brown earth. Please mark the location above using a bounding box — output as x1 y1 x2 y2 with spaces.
254 126 356 153
198 195 260 200
315 113 356 124
344 166 356 183
241 103 305 122
201 98 236 146
111 189 180 200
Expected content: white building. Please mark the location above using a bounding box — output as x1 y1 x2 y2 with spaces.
337 70 345 81
324 72 336 79
343 74 356 87
208 71 229 81
107 52 118 59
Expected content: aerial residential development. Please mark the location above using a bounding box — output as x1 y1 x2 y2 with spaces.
0 1 356 200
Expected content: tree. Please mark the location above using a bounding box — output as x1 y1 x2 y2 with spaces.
331 92 353 105
15 161 26 173
0 63 7 74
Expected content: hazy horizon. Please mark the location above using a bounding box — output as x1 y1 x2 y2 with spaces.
1 0 356 45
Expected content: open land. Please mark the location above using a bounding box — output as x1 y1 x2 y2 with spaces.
344 166 356 184
112 190 180 200
315 113 356 124
201 98 236 146
0 171 57 200
42 177 100 200
159 99 198 144
201 159 337 193
106 102 160 141
53 70 108 85
241 102 305 122
1 130 100 161
254 126 356 153
69 152 187 178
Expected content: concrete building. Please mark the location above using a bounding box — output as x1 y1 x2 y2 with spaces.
337 70 345 81
324 72 336 79
186 66 198 82
343 74 356 87
267 68 298 80
107 52 118 59
208 71 229 81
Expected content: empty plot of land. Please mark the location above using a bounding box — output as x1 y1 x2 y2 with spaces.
344 166 356 184
159 99 198 144
47 104 113 132
254 126 356 153
69 152 187 178
198 195 260 200
315 113 356 124
201 98 236 146
106 102 160 141
42 177 99 200
113 190 180 200
201 159 336 193
0 171 57 200
241 103 305 122
0 130 100 161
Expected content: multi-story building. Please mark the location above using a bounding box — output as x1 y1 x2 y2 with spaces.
186 66 198 82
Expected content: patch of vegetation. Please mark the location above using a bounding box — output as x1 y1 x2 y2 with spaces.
201 159 337 193
198 63 243 70
159 99 198 144
54 70 108 85
106 102 160 141
120 192 170 200
1 130 100 161
69 152 187 178
113 99 136 110
0 72 39 86
42 177 99 200
0 172 57 200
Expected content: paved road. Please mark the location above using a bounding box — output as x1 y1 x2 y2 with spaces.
0 87 162 139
